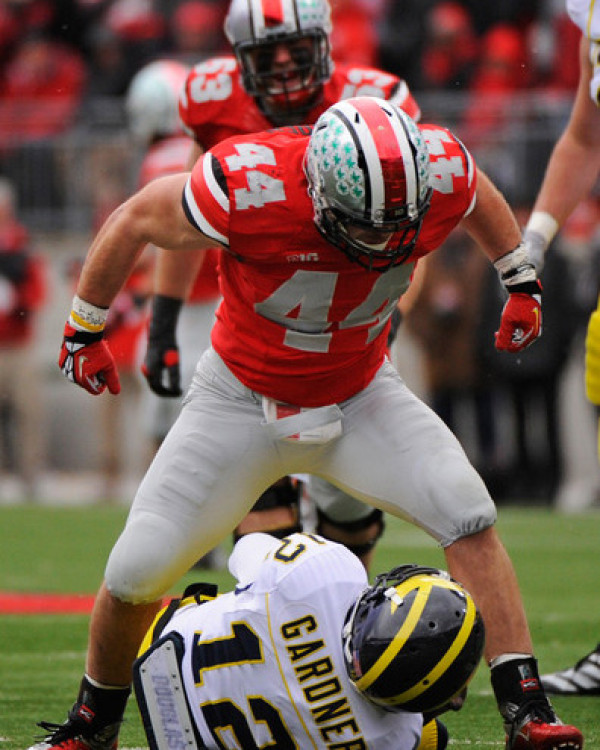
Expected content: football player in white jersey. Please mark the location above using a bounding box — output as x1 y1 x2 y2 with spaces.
37 98 583 750
133 532 485 749
521 0 600 697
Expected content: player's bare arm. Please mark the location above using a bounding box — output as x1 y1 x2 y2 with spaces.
529 36 600 226
58 174 214 396
460 168 522 264
78 174 210 308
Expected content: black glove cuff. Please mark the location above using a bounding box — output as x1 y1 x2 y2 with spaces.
505 280 542 297
68 327 104 344
148 294 183 341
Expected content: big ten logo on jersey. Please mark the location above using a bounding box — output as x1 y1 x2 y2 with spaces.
340 68 398 100
421 127 472 195
187 57 237 105
225 143 286 209
287 252 319 263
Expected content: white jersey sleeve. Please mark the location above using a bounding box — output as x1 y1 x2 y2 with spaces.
567 0 600 105
161 534 423 748
227 531 282 584
567 0 600 39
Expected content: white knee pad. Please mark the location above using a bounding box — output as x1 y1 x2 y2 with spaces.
105 513 198 604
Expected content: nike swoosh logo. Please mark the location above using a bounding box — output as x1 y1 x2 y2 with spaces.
77 355 88 383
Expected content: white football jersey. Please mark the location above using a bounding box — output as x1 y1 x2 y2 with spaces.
157 533 423 748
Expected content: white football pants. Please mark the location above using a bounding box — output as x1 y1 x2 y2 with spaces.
105 347 496 603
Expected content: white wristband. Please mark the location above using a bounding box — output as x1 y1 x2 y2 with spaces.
525 211 559 247
493 243 537 286
70 295 108 333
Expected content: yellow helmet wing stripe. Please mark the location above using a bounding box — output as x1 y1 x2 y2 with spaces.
354 575 477 706
354 577 432 691
387 589 477 706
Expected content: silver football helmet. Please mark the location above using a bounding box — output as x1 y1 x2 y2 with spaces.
342 564 485 713
304 96 433 272
125 59 190 144
224 0 332 123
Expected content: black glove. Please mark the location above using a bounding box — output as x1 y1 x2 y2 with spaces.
0 252 27 283
142 294 183 397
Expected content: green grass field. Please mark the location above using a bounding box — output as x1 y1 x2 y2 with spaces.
1 504 599 749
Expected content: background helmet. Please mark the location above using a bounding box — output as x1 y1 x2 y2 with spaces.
125 59 190 144
224 0 332 123
342 564 485 713
305 96 433 272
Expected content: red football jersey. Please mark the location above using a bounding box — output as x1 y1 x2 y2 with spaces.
177 57 419 309
182 123 475 407
137 134 192 188
179 56 420 150
139 134 220 303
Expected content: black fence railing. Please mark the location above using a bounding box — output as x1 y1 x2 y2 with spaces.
0 91 579 233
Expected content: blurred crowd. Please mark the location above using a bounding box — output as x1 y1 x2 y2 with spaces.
1 0 600 508
0 0 584 145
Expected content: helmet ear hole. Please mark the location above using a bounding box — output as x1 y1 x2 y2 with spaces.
342 564 485 714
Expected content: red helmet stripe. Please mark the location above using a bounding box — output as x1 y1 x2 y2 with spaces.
261 0 285 26
355 98 416 217
334 97 416 221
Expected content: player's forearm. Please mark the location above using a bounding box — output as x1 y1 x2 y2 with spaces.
78 174 207 308
461 169 522 263
77 204 148 308
531 131 600 229
531 35 600 229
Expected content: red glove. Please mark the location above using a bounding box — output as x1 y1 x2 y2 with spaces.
495 280 542 353
58 322 121 395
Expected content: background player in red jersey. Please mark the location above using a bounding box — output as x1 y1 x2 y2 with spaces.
41 97 582 750
126 59 221 452
143 0 422 569
127 57 227 568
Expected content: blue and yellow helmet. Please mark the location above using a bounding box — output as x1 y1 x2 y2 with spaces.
342 564 485 713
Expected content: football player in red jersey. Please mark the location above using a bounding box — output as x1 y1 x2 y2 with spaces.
43 97 583 750
126 59 227 568
125 60 221 448
143 0 421 569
